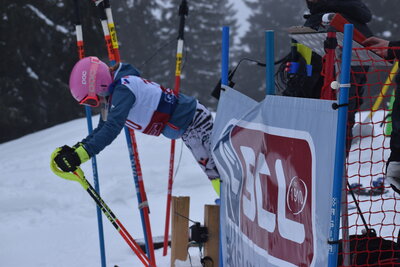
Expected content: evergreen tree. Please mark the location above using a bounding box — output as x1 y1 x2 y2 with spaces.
157 0 238 109
0 0 164 143
151 0 185 90
112 0 162 79
233 0 305 101
1 0 104 143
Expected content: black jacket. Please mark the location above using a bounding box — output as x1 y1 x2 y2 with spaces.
306 0 372 23
304 0 373 37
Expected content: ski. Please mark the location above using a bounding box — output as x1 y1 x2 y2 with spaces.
348 178 389 196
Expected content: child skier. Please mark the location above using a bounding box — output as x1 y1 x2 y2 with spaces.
51 56 220 194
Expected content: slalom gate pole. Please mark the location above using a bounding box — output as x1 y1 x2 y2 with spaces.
367 61 399 120
93 1 156 265
219 26 230 267
163 0 188 256
352 61 399 139
321 29 338 100
328 24 354 267
72 1 107 266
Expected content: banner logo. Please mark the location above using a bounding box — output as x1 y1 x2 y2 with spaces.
217 122 316 266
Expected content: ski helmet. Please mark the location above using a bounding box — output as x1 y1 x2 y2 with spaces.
69 56 112 107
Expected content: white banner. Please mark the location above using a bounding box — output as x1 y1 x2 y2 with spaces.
212 88 338 267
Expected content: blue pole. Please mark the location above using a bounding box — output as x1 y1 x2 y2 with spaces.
123 127 150 257
221 27 229 86
107 58 150 259
328 24 353 267
219 25 229 267
265 30 275 95
84 106 107 267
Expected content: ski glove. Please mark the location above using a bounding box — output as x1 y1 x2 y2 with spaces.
53 144 90 172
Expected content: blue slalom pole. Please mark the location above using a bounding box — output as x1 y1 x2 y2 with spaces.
221 27 229 85
219 25 230 267
328 24 354 267
105 41 152 264
124 127 151 256
95 0 155 262
103 0 156 262
73 0 107 265
265 30 275 95
84 106 107 267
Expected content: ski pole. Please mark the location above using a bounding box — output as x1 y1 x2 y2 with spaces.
72 1 107 266
50 154 150 267
163 0 188 256
92 1 156 265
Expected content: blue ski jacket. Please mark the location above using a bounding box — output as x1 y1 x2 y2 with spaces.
81 63 197 157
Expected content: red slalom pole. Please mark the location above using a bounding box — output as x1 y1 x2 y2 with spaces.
321 30 338 100
94 0 156 265
163 0 188 256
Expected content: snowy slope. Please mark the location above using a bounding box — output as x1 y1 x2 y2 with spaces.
0 115 216 267
1 111 399 267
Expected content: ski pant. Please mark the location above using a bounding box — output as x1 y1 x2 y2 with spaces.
181 102 219 180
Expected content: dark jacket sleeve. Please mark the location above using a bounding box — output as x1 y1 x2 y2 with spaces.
81 84 136 157
388 41 400 60
80 116 105 144
307 0 372 24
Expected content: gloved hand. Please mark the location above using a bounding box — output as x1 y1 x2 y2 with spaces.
53 144 90 172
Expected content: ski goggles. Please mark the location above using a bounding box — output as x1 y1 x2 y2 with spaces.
79 94 100 107
79 91 110 107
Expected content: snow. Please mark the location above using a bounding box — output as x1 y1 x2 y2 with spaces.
230 0 250 39
383 30 392 38
347 110 400 240
26 4 69 34
26 66 39 80
0 115 216 267
1 110 399 267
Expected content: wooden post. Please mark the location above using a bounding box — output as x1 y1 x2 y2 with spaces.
170 196 190 267
204 204 220 266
